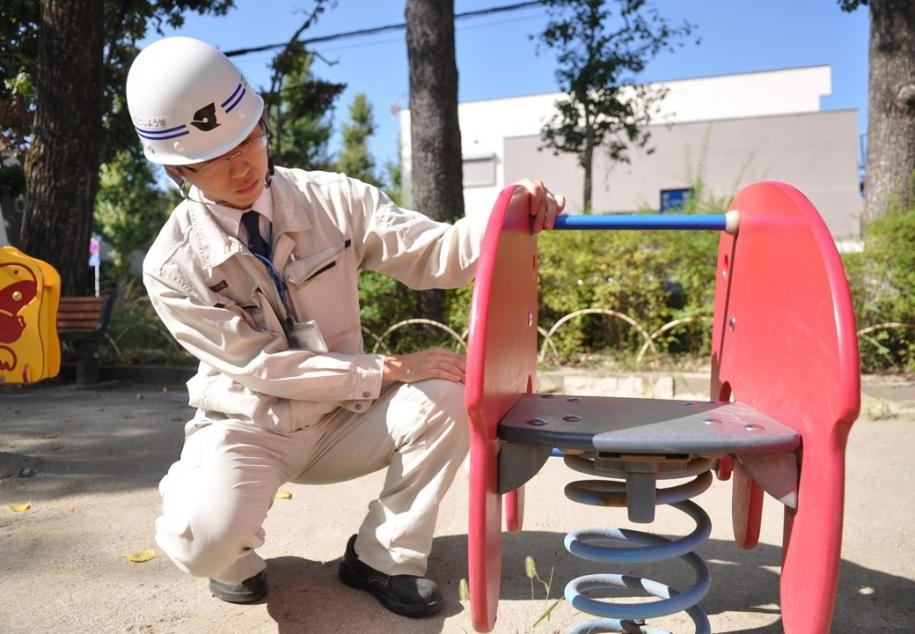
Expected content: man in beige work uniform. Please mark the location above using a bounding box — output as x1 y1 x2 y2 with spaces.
126 36 564 617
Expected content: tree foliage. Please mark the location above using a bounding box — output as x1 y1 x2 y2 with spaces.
2 0 234 295
265 45 344 171
259 2 345 171
94 145 174 276
335 91 403 200
1 1 235 164
382 159 404 206
336 94 380 186
536 0 696 211
0 1 38 153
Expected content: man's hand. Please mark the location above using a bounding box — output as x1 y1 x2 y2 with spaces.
383 348 466 384
513 178 566 234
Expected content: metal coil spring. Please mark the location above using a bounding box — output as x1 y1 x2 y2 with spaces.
562 454 714 634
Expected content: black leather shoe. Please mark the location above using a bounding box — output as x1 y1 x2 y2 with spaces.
209 570 268 603
338 534 442 618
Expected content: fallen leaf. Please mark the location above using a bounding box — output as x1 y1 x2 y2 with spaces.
9 502 31 513
275 490 293 500
124 549 157 563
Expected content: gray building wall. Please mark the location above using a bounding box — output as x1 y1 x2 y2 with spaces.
504 109 862 237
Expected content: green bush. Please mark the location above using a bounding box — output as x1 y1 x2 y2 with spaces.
536 184 723 362
357 271 469 353
845 195 915 372
360 180 727 365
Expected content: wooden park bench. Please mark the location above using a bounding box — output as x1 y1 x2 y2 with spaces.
56 295 114 384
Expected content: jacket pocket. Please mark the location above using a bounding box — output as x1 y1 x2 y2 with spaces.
284 241 356 341
285 242 348 284
287 319 329 353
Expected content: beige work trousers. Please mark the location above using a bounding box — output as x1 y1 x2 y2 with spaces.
154 379 469 584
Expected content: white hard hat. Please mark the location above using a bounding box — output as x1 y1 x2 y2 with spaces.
126 36 264 165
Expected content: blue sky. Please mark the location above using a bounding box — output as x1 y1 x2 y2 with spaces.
140 0 870 168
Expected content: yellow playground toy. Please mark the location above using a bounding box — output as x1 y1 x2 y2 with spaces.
0 246 60 384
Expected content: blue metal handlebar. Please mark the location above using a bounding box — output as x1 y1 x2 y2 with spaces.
552 214 730 231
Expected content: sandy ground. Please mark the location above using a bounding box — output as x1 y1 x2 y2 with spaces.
0 378 913 633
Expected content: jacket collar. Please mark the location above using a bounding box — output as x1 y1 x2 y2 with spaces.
186 167 311 270
185 196 242 270
269 166 312 236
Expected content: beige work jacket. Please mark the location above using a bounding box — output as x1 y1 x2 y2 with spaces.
143 167 485 433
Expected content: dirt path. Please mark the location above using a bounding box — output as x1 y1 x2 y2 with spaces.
1 381 913 633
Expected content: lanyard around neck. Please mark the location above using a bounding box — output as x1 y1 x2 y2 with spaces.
247 223 294 329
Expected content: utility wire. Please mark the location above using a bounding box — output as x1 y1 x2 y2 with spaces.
224 1 544 57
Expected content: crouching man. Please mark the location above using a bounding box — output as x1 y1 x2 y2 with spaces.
126 36 564 617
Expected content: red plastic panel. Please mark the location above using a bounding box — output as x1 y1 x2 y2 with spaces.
504 487 524 533
465 186 539 632
710 181 860 633
731 460 763 549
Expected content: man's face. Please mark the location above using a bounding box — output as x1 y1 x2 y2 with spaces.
173 123 269 209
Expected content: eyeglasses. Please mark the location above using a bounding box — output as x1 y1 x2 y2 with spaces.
184 132 269 177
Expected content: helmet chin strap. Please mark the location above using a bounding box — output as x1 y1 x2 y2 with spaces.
263 116 275 189
165 169 194 201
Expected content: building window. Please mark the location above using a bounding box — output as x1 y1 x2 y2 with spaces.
463 154 496 188
660 188 693 212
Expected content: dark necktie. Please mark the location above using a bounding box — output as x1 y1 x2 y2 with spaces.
241 210 271 259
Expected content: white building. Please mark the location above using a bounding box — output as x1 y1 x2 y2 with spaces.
400 65 861 237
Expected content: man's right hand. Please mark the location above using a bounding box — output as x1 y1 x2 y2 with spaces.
383 348 466 384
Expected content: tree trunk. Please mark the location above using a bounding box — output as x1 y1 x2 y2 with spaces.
405 0 464 322
22 0 105 295
405 0 464 223
864 0 915 223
